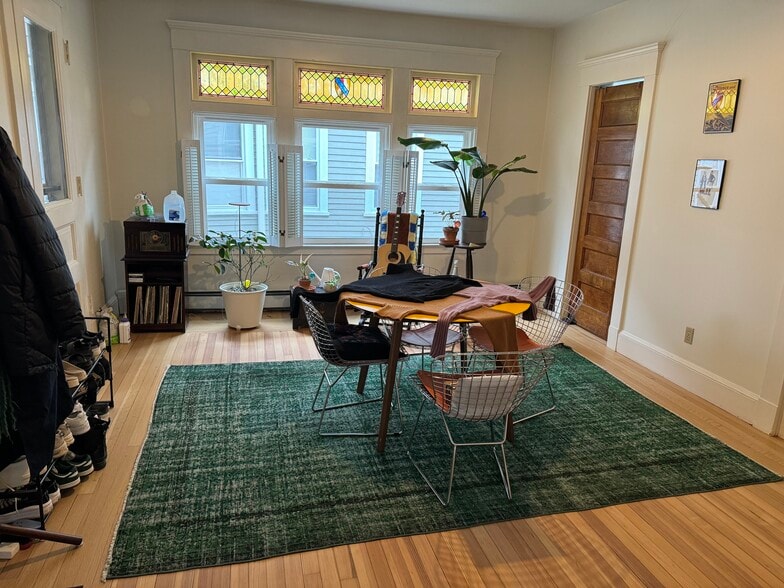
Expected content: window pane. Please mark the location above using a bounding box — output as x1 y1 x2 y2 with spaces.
298 65 387 110
202 120 268 180
197 58 270 102
25 18 68 203
408 127 475 242
303 188 379 244
204 183 266 235
411 75 473 114
196 114 273 237
299 121 386 243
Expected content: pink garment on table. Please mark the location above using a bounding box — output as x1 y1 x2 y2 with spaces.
429 277 556 357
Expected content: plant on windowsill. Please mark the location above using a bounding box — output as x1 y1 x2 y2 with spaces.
398 136 537 244
437 210 461 245
198 202 271 330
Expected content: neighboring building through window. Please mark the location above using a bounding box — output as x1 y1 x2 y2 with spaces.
407 125 476 242
194 113 274 236
297 120 386 245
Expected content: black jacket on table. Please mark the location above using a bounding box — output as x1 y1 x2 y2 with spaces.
0 126 84 473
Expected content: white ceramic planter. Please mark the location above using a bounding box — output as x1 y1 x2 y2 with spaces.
219 282 268 330
459 216 489 245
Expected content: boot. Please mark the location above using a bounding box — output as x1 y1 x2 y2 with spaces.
69 415 110 471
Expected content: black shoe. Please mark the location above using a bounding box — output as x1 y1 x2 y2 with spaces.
0 491 52 523
71 415 109 470
60 452 93 477
42 478 61 504
51 460 80 489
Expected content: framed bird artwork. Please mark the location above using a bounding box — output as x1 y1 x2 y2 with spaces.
703 79 741 134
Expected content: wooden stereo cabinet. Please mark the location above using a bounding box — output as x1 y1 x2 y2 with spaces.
122 216 188 333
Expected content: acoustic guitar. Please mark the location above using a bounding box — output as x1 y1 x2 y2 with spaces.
369 191 413 277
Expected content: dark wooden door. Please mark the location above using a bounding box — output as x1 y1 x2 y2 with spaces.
571 82 642 339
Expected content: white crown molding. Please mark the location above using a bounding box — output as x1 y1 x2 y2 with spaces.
579 42 665 70
166 19 501 60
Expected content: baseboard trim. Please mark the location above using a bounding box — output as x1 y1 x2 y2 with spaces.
616 331 759 425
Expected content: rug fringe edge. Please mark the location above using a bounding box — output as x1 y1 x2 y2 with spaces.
101 364 174 583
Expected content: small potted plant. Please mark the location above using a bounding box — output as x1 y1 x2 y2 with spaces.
437 210 461 245
287 254 314 289
198 203 271 330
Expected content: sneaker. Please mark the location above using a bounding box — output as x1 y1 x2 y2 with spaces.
0 455 30 489
50 460 80 489
57 423 74 446
42 478 61 505
0 492 52 523
53 430 69 459
60 451 93 477
62 360 87 388
65 402 90 436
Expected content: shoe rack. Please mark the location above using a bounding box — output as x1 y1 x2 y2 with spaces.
0 316 115 548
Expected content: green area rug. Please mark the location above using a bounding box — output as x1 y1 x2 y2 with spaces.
105 346 781 579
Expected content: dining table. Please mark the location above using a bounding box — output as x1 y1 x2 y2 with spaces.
337 287 531 452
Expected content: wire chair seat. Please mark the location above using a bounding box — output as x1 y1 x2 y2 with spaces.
468 276 584 424
406 351 550 505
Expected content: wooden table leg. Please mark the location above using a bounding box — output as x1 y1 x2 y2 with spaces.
376 319 403 453
357 314 382 396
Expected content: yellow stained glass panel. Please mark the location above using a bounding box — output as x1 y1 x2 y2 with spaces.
411 76 472 114
298 67 385 110
198 59 269 101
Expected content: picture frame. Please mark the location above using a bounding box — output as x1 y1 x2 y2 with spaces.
691 159 726 210
703 79 740 134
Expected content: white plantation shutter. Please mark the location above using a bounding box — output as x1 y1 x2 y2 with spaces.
381 150 419 214
267 145 304 247
179 139 203 238
266 145 281 247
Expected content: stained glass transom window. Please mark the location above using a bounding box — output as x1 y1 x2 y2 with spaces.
411 75 474 115
198 58 270 102
297 66 386 110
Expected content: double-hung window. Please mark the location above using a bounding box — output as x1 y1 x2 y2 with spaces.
195 113 274 235
407 125 476 242
296 120 387 245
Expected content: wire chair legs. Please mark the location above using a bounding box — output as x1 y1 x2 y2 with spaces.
513 354 556 425
312 363 405 437
405 398 512 506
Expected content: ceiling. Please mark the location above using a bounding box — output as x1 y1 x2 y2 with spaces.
293 0 627 28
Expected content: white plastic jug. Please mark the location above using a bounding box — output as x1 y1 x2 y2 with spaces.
163 190 186 223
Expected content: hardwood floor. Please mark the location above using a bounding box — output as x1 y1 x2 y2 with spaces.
2 311 782 587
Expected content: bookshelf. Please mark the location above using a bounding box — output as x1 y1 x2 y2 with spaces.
123 216 188 333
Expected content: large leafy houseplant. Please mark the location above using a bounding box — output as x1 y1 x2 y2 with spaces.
198 229 270 292
398 137 537 217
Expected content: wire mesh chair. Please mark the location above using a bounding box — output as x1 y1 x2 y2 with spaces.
406 351 551 505
399 266 463 368
468 276 584 424
301 296 406 437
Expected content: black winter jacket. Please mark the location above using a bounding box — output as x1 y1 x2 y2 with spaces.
0 127 84 378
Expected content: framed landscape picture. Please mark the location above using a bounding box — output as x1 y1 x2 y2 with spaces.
691 159 726 210
703 79 740 133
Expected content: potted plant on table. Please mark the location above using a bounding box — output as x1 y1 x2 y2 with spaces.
287 254 314 289
198 203 271 330
398 137 537 245
437 210 461 245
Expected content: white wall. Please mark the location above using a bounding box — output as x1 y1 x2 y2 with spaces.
0 0 110 316
92 0 553 294
539 0 784 431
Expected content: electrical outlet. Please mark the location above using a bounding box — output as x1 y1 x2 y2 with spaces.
684 327 695 345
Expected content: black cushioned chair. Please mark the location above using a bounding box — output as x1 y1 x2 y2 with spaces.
301 296 406 437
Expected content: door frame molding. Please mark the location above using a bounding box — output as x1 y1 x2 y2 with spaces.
572 42 664 349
